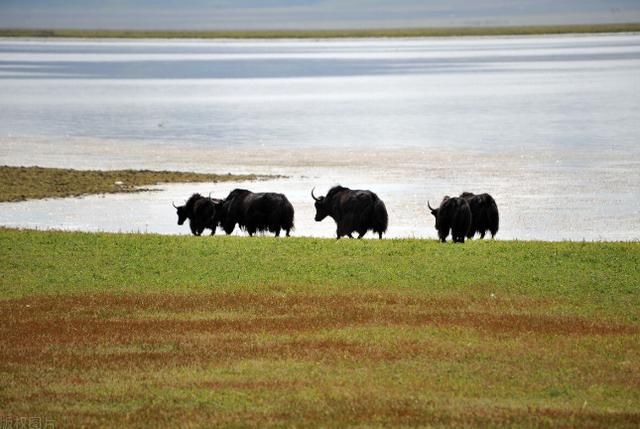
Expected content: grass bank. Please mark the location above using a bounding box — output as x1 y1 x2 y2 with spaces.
1 23 640 39
0 166 269 202
1 229 639 427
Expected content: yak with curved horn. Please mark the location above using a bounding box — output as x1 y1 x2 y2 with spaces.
312 185 388 239
173 193 222 236
428 196 471 243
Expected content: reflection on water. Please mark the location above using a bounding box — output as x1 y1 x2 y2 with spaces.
0 34 639 240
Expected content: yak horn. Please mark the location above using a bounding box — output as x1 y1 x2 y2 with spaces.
172 201 178 208
311 187 320 201
427 201 435 211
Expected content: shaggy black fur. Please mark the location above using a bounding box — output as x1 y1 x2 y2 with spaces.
219 189 294 237
460 192 499 239
428 196 471 243
312 185 388 239
174 193 222 236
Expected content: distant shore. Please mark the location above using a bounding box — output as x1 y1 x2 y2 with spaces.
1 23 640 39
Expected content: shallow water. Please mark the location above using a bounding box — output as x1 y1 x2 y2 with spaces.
0 35 639 240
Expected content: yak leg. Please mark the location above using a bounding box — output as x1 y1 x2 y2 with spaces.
285 229 290 237
439 230 448 243
222 222 235 236
190 222 199 236
337 224 354 240
439 224 451 243
479 231 486 239
274 228 281 237
378 231 383 240
246 222 257 237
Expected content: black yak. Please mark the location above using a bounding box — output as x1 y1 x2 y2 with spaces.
311 185 388 239
460 192 499 239
428 196 471 243
173 193 222 236
218 189 294 237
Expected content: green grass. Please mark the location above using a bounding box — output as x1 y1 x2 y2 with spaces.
1 23 640 39
1 228 639 427
0 166 271 202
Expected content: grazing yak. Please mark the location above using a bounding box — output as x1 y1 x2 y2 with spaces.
311 185 388 239
428 196 471 243
173 193 222 236
219 189 294 237
460 192 499 239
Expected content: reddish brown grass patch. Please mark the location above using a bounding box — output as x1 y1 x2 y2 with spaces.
1 292 636 371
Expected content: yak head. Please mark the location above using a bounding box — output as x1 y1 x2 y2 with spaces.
173 202 188 225
427 201 439 229
210 198 225 224
428 196 449 231
311 187 330 222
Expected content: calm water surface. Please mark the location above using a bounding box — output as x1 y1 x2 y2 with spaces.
0 34 639 240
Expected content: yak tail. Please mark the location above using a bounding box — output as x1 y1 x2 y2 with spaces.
490 200 499 237
281 199 295 231
374 200 388 234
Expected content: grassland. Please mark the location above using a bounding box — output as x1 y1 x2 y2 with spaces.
1 228 639 428
1 23 640 39
0 166 268 202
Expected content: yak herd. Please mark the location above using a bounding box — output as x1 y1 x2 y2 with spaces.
173 186 499 243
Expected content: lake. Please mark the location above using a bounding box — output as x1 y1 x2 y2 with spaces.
0 34 639 240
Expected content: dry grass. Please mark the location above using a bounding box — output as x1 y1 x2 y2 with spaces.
2 292 639 428
0 165 270 202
